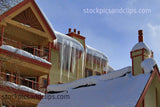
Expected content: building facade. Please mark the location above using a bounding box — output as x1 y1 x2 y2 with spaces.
0 0 112 106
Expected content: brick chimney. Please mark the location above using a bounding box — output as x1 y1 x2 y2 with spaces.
66 28 86 47
138 30 143 42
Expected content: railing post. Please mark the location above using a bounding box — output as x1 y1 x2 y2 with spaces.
47 74 49 86
16 75 18 84
37 76 40 90
48 42 51 62
0 25 5 46
0 61 1 73
33 48 35 56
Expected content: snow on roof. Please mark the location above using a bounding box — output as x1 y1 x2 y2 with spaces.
38 73 150 107
99 66 131 80
86 45 108 61
0 81 44 95
131 42 151 54
47 66 131 92
141 58 157 73
0 0 24 15
0 45 51 65
54 31 84 51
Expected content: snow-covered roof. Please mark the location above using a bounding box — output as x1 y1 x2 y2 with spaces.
0 81 44 95
131 42 151 54
0 0 24 15
54 31 84 51
141 58 157 73
0 45 51 64
47 66 131 92
86 45 108 61
38 71 150 107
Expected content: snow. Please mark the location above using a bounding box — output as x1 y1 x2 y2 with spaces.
131 42 151 55
38 72 150 107
0 81 44 95
0 45 51 65
86 45 108 61
54 31 84 51
141 58 157 73
47 66 131 92
99 66 131 80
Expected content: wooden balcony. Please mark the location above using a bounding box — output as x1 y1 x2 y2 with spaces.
0 71 46 93
0 37 52 76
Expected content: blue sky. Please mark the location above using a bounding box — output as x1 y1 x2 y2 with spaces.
36 0 160 70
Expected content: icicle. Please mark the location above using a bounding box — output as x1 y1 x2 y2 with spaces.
72 48 76 74
91 55 94 69
60 40 64 82
77 51 80 76
53 39 57 48
67 43 73 80
99 57 102 73
96 57 98 70
81 51 85 77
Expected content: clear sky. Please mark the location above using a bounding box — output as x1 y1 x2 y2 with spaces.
36 0 160 70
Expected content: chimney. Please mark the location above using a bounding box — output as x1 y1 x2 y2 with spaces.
78 31 80 35
68 28 71 33
138 30 143 42
74 29 76 33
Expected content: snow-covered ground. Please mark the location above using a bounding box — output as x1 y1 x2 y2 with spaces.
0 45 51 65
0 81 44 95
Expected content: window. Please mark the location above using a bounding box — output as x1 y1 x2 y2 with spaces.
42 78 48 87
85 69 93 77
43 47 49 60
23 46 38 56
96 72 101 76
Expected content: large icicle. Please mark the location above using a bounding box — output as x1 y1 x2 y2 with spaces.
86 45 108 73
54 31 84 81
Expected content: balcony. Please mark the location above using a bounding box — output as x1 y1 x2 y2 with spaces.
0 71 46 93
0 37 52 76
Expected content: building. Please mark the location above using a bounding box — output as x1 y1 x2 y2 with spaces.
0 0 112 106
38 30 160 107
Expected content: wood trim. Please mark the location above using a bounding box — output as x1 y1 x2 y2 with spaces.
47 74 50 86
136 65 160 107
0 0 29 21
6 19 48 39
85 68 93 77
0 25 4 46
95 71 101 76
156 88 158 107
0 0 56 40
136 71 155 107
30 0 56 40
0 48 51 69
0 84 43 100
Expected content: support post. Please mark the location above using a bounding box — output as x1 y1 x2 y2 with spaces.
48 42 51 62
37 76 40 90
0 25 4 46
47 74 49 86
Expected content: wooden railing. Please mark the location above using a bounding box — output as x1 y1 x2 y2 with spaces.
3 37 49 61
0 72 46 93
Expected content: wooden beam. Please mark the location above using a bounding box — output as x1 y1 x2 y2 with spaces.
6 19 50 40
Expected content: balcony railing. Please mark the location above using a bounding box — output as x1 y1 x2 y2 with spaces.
0 72 46 93
2 37 49 61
